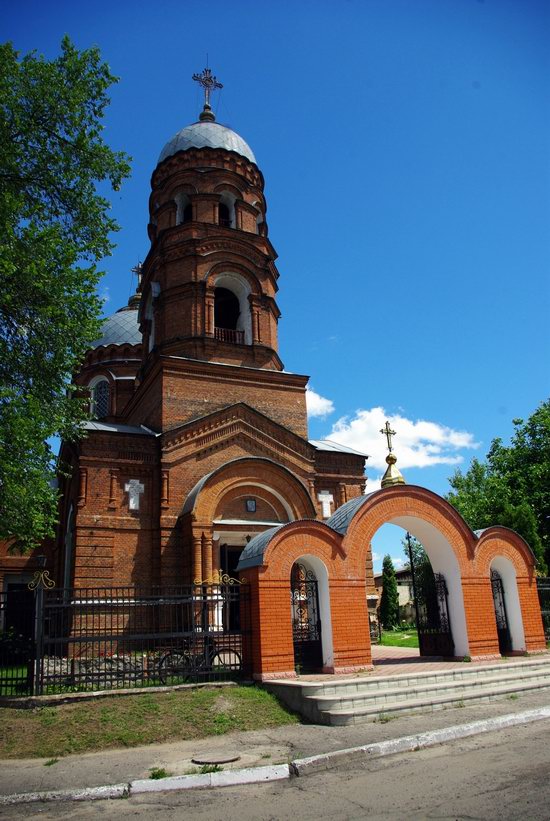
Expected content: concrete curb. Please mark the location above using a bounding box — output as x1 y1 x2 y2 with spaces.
2 706 550 805
130 764 290 795
290 705 550 775
0 783 129 805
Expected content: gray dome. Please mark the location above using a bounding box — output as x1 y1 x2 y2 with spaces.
92 308 141 349
158 121 256 165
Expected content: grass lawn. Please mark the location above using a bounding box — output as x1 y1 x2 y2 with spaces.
380 630 419 649
0 685 299 759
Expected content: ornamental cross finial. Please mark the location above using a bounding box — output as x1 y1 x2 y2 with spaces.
131 261 142 286
192 67 223 108
380 420 396 453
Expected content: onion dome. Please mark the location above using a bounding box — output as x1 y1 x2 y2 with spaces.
158 83 256 168
91 295 142 349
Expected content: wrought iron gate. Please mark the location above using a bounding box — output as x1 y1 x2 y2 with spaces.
290 564 323 672
491 570 512 654
416 572 454 657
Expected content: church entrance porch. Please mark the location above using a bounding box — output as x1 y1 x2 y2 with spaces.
237 485 546 682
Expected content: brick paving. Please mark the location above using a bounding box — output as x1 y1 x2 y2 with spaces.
294 642 550 682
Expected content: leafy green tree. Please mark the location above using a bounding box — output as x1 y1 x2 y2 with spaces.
402 534 437 625
446 399 550 572
379 554 400 629
0 38 131 550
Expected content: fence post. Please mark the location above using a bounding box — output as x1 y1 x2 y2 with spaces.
28 559 55 697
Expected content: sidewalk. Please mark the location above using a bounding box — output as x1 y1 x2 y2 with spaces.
1 684 550 801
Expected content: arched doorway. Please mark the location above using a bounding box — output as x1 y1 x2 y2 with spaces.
290 561 322 672
491 569 512 654
370 516 468 657
490 556 526 654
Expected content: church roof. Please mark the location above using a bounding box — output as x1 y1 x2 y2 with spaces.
91 308 141 349
309 439 367 457
236 525 285 571
158 121 256 165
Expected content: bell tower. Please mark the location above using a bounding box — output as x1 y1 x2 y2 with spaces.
126 69 309 437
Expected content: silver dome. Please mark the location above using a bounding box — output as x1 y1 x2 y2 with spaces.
92 308 141 348
158 121 256 165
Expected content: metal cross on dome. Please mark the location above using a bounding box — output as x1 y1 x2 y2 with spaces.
192 67 223 108
380 420 397 453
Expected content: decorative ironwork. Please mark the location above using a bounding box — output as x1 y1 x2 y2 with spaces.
0 583 251 697
416 571 454 657
537 578 550 640
193 571 246 586
192 67 223 108
290 564 323 672
491 570 512 654
28 570 55 590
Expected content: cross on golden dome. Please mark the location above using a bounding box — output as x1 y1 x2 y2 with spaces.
380 420 396 454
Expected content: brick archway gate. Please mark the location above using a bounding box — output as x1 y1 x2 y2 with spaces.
237 485 546 680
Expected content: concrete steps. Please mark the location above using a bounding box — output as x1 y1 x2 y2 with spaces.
264 657 550 726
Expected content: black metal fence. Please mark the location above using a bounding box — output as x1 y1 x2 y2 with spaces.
537 578 550 641
0 578 251 697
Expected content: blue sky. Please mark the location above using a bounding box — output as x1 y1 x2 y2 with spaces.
5 0 549 571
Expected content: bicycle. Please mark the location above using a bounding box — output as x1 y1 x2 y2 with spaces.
157 640 242 685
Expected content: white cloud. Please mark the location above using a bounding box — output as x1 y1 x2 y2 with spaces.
329 406 479 470
392 557 407 570
100 286 111 305
371 551 381 562
306 386 335 419
365 475 382 493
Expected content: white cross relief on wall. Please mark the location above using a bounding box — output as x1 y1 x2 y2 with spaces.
125 479 145 511
317 490 334 519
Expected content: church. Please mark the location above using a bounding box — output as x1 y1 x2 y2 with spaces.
1 69 545 681
54 69 368 599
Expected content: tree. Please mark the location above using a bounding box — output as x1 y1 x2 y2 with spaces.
379 554 400 630
402 534 437 625
0 38 131 550
446 399 550 572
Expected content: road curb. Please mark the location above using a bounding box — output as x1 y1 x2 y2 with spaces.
130 764 291 795
2 706 550 805
290 705 550 775
0 783 129 805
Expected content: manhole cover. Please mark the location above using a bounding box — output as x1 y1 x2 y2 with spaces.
191 754 241 765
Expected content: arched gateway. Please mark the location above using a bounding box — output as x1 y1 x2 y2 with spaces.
237 485 546 680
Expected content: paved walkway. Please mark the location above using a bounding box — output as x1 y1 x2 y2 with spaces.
294 643 547 681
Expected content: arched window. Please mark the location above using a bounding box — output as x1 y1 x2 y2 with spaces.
218 192 237 229
90 378 110 419
215 287 240 331
219 202 231 228
175 192 193 225
212 274 252 345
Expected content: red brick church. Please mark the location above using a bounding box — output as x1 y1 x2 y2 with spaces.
1 71 545 680
52 74 368 595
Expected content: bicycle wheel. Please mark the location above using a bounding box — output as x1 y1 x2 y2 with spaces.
158 651 195 685
210 649 242 674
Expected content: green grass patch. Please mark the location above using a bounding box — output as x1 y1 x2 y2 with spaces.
149 767 171 779
380 630 419 648
0 685 299 760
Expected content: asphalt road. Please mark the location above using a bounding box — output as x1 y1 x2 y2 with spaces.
3 719 550 820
